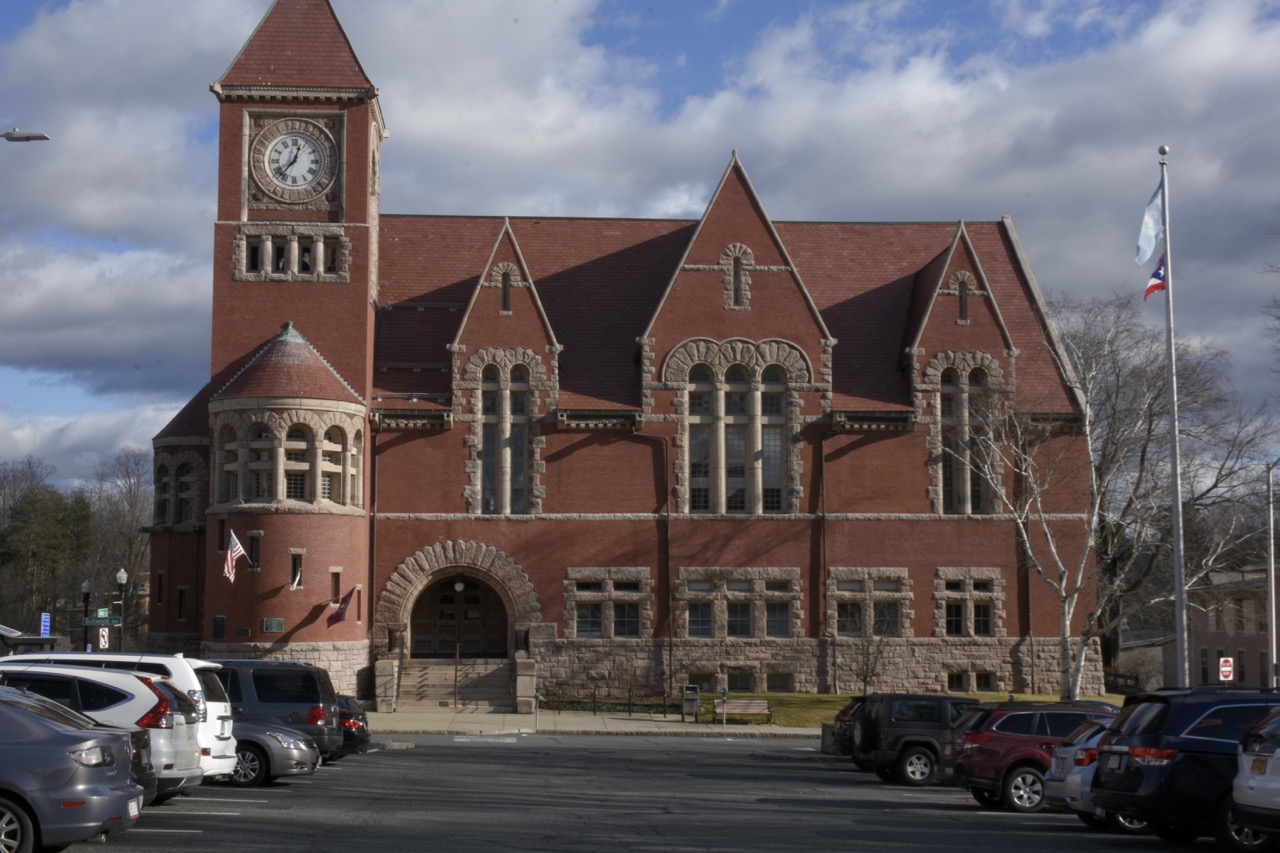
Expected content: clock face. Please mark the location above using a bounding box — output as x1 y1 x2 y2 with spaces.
250 118 339 204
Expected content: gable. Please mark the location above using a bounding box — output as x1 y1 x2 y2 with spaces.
452 221 559 357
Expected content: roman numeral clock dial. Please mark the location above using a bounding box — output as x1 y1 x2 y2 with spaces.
250 118 339 204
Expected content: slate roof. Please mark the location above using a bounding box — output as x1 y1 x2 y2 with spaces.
372 215 1076 416
213 321 364 405
213 0 372 93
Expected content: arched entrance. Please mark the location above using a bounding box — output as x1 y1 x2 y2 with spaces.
409 576 508 658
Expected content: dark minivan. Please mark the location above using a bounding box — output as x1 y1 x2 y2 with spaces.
210 660 343 762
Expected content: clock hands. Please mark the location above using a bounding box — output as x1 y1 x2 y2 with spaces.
275 141 301 179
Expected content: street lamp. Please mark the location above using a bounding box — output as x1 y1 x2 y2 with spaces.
1 128 49 142
81 580 90 652
116 568 128 652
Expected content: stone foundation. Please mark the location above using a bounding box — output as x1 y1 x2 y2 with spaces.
200 639 372 696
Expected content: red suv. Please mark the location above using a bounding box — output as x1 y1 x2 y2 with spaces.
940 701 1116 812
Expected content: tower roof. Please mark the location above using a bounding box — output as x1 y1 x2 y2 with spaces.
213 0 373 96
213 321 365 405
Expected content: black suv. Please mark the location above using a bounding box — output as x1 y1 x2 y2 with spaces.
851 693 980 785
1092 687 1280 849
211 660 343 762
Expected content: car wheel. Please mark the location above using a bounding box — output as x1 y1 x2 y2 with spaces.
1002 766 1045 813
1215 800 1273 851
896 747 936 786
1107 812 1150 835
232 744 269 787
0 794 34 853
970 788 1003 809
1076 812 1109 830
1151 822 1200 844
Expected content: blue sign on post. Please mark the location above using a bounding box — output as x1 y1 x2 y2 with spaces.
39 612 50 637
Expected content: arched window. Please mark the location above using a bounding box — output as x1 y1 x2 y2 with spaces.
217 426 239 503
283 425 312 501
176 463 196 523
686 362 789 514
247 423 274 500
154 464 170 525
510 365 530 513
940 367 992 515
479 364 531 515
321 426 346 503
501 270 512 313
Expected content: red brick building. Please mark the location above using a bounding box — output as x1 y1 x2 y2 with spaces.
148 0 1101 709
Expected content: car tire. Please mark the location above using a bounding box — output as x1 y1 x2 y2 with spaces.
970 788 1003 809
0 794 34 853
1076 812 1109 830
232 744 269 787
1002 766 1045 813
1151 822 1200 844
1215 800 1273 851
1107 812 1150 835
896 746 936 786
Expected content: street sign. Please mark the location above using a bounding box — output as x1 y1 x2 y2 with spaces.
83 616 122 627
97 608 109 618
1221 657 1235 682
97 628 109 649
39 612 50 637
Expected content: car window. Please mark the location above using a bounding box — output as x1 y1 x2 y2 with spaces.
1 692 98 730
950 702 977 723
251 670 321 704
1062 720 1105 746
891 699 941 723
216 669 242 703
77 679 130 712
3 675 78 709
994 712 1034 735
1183 703 1276 742
1044 712 1091 738
1110 699 1169 735
198 669 229 704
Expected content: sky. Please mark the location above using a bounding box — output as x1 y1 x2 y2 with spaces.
0 0 1277 486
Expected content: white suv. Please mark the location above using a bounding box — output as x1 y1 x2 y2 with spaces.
10 652 237 781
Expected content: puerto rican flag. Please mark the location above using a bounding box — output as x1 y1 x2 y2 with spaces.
1144 254 1167 302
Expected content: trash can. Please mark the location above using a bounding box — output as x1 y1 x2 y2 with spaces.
682 685 700 722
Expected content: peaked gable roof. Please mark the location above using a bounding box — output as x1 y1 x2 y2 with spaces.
641 152 831 343
213 321 364 406
212 0 373 95
451 219 561 353
904 222 1015 365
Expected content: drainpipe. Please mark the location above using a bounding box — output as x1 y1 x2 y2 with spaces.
633 424 673 704
820 428 838 694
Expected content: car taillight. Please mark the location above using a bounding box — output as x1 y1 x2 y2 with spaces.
1073 747 1098 767
306 705 327 725
342 717 361 730
960 732 992 751
135 677 175 729
1128 746 1178 766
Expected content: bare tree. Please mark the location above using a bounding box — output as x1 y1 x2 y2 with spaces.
87 448 154 641
958 293 1273 698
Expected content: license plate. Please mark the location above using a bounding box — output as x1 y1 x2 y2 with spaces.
1105 754 1120 770
1253 757 1268 775
128 797 140 820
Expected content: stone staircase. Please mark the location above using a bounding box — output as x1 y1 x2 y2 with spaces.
397 658 514 710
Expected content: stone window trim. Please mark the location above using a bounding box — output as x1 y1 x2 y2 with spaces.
458 350 553 515
721 243 754 311
209 408 365 511
563 567 653 640
920 351 1009 515
484 262 528 315
945 271 985 325
152 450 208 529
827 566 913 638
232 224 351 283
933 567 1005 639
660 339 812 515
674 566 802 640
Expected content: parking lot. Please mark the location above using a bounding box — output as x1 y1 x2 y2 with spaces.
106 733 1190 852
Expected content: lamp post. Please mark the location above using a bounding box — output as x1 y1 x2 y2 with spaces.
115 568 128 652
1 128 49 142
81 580 90 652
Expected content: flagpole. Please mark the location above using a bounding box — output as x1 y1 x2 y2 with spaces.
1159 145 1189 687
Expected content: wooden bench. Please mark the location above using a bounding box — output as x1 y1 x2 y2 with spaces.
713 698 772 723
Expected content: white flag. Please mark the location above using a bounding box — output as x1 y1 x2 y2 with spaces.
1136 178 1165 264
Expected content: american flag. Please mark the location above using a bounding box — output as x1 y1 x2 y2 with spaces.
224 531 246 583
328 586 356 627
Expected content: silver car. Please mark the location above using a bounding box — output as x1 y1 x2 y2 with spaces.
225 721 321 787
0 685 142 850
1044 719 1147 834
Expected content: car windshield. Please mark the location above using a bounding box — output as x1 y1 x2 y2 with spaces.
1 687 98 730
1061 720 1105 746
1109 698 1169 736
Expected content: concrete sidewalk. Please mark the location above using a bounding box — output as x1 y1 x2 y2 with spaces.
367 706 821 739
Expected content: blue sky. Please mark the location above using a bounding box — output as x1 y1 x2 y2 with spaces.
1 0 1278 485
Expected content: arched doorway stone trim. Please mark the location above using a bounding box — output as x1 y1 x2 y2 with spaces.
373 540 541 659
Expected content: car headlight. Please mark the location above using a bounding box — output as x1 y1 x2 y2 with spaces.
266 731 307 750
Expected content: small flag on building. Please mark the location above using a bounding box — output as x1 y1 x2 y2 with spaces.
224 530 246 583
1144 254 1167 302
328 587 356 627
